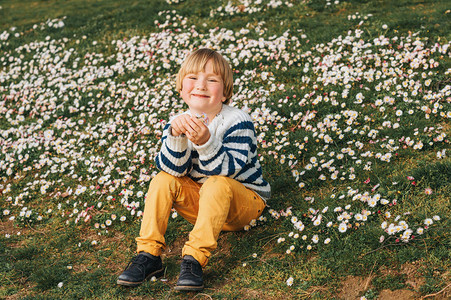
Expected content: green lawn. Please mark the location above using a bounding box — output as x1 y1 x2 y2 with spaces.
0 0 450 299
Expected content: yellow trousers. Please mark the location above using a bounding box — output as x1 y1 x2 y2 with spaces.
136 171 266 267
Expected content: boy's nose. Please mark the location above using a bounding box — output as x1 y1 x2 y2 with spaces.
195 79 207 90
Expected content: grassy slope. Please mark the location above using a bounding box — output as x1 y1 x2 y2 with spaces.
0 0 450 299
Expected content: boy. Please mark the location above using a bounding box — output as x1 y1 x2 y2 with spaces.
117 48 271 291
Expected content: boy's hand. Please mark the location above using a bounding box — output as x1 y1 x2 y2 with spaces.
170 115 211 145
185 117 210 145
170 114 193 137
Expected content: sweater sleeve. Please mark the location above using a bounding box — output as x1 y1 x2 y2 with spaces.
155 123 192 177
193 114 256 177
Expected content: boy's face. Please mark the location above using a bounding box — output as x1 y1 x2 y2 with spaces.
181 59 226 118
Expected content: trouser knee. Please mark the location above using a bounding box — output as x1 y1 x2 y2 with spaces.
151 171 177 185
200 176 232 199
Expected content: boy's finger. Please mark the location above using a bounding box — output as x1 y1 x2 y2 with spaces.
180 118 195 132
185 132 196 142
171 126 180 135
187 118 203 131
173 122 186 134
181 118 197 133
190 116 206 128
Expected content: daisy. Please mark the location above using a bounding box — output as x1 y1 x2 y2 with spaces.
338 222 347 233
368 198 378 207
424 218 433 225
294 221 305 231
398 221 408 230
312 235 319 244
313 215 322 226
386 225 396 235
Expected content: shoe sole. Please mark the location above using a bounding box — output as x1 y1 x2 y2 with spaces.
117 268 164 287
173 284 204 291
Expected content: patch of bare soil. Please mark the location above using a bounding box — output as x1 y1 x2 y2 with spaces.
214 231 233 257
0 219 16 233
378 262 426 299
401 262 425 291
378 289 418 300
338 277 421 300
232 286 291 300
338 276 370 300
338 262 430 299
240 287 263 299
0 219 34 244
163 235 188 259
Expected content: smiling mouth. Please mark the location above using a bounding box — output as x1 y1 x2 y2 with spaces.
192 94 210 98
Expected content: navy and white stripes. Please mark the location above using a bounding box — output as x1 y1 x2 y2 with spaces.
155 104 271 200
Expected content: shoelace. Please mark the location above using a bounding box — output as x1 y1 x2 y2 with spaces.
126 255 149 273
182 261 193 271
181 260 193 273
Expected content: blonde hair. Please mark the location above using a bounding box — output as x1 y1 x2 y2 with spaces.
176 48 233 104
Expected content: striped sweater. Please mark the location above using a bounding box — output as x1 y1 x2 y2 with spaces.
155 104 271 201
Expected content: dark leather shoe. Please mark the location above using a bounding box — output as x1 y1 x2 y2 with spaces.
174 255 204 291
117 252 164 287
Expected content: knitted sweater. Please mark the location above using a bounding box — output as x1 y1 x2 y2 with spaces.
155 104 271 201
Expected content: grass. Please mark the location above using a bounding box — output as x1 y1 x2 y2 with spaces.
1 0 450 299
